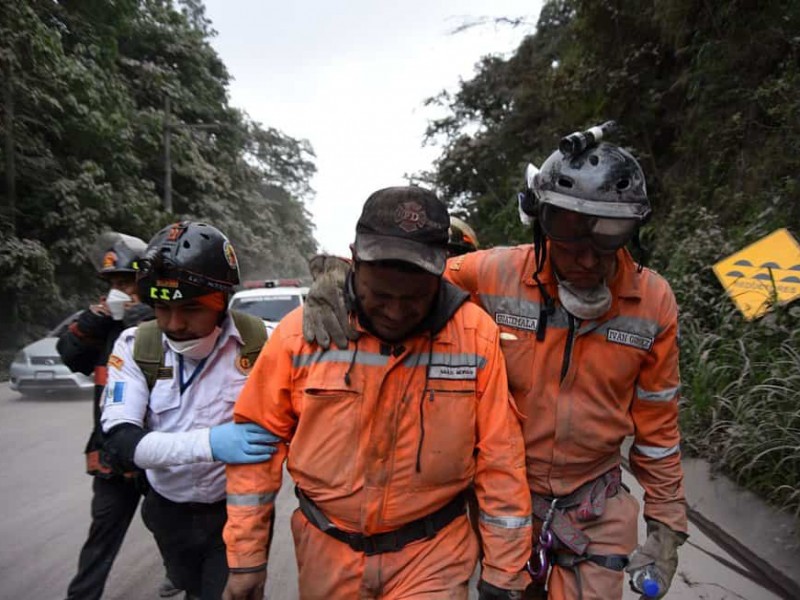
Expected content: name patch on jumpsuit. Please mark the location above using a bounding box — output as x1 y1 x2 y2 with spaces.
606 328 654 351
428 365 478 380
495 312 538 332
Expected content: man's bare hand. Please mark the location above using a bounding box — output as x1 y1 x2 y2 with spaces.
222 570 266 600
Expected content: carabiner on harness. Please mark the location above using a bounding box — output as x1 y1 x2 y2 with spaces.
526 498 558 582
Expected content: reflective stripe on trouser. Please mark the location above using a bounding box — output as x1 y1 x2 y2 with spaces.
540 488 639 600
290 509 478 599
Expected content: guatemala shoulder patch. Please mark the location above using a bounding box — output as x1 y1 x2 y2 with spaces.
105 381 126 405
107 354 124 370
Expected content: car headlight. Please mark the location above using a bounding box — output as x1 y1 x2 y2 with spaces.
14 351 27 364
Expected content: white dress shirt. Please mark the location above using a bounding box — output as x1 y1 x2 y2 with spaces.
101 315 260 503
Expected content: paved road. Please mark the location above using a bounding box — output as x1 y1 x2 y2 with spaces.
0 383 781 599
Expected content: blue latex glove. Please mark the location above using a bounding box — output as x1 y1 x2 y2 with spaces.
209 422 280 464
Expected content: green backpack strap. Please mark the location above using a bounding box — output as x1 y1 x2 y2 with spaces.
133 320 165 392
230 310 268 369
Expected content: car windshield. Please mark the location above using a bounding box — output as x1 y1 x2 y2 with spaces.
230 295 301 322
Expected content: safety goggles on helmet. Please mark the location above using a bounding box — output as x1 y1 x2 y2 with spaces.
540 204 637 254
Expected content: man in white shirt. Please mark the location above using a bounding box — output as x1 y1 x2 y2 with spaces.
101 221 277 599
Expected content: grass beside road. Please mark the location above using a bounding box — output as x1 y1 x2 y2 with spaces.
679 302 800 518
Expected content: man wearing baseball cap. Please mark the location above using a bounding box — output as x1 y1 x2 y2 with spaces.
223 186 532 600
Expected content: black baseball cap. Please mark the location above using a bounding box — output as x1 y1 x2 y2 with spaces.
354 186 450 275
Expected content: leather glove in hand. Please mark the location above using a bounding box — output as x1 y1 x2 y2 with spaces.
477 579 523 600
209 422 280 464
302 254 358 349
626 518 687 599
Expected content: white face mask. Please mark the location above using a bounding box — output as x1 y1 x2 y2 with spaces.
166 326 222 361
106 288 133 321
557 279 612 320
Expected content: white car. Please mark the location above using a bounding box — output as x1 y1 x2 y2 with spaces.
9 312 94 396
229 285 309 330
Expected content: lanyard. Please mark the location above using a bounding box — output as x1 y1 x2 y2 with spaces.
178 354 208 395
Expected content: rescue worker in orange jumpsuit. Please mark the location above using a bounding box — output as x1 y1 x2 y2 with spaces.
222 186 533 600
302 134 689 600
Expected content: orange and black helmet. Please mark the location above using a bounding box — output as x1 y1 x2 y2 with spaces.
136 221 240 304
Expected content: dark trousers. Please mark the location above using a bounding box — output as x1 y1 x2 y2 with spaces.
65 476 141 600
141 490 228 600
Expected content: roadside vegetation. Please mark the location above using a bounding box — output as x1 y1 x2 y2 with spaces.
423 0 800 514
0 0 318 354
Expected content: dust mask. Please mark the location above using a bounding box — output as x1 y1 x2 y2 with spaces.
106 289 132 321
557 279 612 320
166 327 222 361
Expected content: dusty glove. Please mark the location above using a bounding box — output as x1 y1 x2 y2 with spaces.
477 580 523 600
626 518 687 599
302 254 358 349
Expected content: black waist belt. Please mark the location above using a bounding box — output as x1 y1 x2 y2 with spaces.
295 487 467 556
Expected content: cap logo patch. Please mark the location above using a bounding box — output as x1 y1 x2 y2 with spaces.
223 241 238 269
394 201 428 232
102 251 117 269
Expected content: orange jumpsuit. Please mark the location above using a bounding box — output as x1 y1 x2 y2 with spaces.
224 286 532 598
446 245 687 599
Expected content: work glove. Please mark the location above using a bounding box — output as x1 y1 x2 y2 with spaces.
477 579 523 600
302 254 358 349
625 518 688 599
209 422 281 464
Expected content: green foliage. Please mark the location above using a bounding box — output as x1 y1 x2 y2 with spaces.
425 0 800 511
0 0 317 343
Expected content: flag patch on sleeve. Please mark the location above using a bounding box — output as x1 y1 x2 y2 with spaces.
105 381 126 405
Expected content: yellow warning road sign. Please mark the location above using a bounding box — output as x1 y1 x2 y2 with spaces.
712 228 800 320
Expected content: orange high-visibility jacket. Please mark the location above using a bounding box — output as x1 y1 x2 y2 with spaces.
224 283 532 589
446 245 687 533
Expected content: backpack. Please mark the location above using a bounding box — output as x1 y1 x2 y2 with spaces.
132 310 267 390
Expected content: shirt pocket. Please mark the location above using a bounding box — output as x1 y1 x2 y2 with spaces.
499 335 536 404
415 386 477 489
147 382 181 430
288 385 361 492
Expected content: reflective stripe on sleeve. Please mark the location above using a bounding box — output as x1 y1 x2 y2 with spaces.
227 491 277 506
634 443 680 459
479 512 533 529
636 385 680 402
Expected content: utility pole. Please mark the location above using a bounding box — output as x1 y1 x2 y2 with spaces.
2 60 18 343
3 61 16 236
161 96 219 214
163 95 172 212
